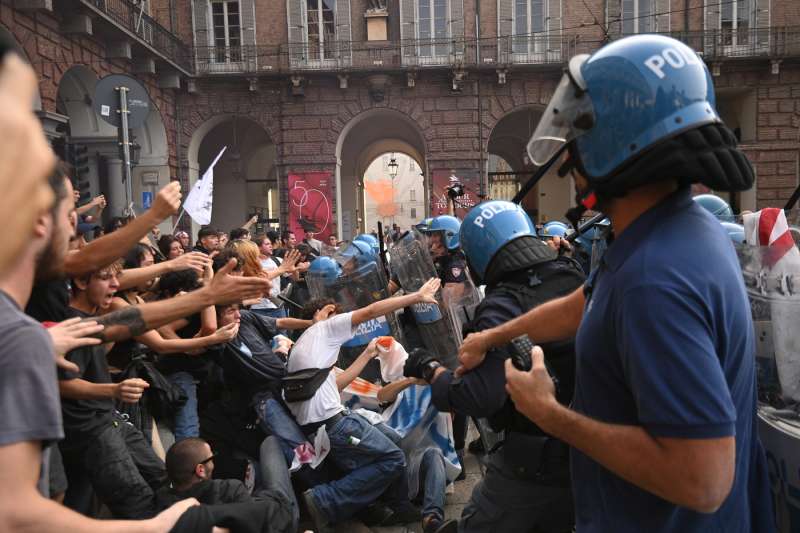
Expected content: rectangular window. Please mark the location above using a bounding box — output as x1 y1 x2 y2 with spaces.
512 0 547 54
410 189 416 201
417 0 449 57
721 0 751 46
306 0 336 61
212 0 242 62
621 0 655 35
410 207 417 219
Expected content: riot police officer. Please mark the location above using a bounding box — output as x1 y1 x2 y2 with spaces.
404 201 585 532
460 35 773 532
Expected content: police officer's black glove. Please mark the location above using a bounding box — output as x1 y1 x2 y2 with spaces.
403 348 442 383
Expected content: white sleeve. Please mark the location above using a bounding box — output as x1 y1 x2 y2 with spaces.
325 312 355 346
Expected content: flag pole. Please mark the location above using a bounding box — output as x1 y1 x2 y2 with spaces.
171 209 185 234
175 146 227 235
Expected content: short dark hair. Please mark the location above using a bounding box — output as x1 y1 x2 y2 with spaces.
197 226 218 240
123 243 152 269
49 160 70 210
266 230 280 245
229 227 249 241
165 438 209 486
156 269 200 299
212 248 242 273
157 235 181 258
301 298 340 320
281 230 294 242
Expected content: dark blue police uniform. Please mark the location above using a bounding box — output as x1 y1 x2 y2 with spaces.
573 187 773 532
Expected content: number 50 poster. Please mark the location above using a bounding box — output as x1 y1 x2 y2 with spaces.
288 171 334 240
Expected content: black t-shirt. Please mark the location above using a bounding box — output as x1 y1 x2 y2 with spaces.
26 279 71 323
58 307 114 448
211 311 285 399
155 313 210 376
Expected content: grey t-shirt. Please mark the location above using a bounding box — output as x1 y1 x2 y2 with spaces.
0 290 63 496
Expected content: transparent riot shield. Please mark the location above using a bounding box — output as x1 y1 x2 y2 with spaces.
390 231 462 369
306 258 401 382
738 242 800 407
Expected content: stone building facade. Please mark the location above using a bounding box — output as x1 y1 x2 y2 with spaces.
3 0 800 236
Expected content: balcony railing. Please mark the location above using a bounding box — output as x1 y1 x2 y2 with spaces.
191 26 800 76
80 0 192 72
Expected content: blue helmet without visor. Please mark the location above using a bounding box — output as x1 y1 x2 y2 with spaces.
419 215 461 250
460 201 538 280
414 217 434 231
308 256 342 283
540 221 571 239
693 194 734 222
354 234 380 256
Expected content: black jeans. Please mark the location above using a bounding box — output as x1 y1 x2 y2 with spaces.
66 413 166 519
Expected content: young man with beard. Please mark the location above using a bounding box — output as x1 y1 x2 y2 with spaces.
0 167 199 531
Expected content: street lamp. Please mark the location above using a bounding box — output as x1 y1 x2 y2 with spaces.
388 154 398 224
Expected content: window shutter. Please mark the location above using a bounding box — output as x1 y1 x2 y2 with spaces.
192 0 210 49
704 0 721 54
287 0 305 66
450 0 465 60
400 0 417 62
547 0 561 56
606 0 622 39
241 0 256 68
654 0 670 33
755 0 770 48
336 0 352 65
497 0 513 62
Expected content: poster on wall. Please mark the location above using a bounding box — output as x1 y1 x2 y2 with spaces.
288 171 334 241
431 169 481 218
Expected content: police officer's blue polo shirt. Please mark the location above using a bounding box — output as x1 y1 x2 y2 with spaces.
572 186 773 532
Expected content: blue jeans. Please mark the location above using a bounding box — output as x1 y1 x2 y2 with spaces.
254 393 308 466
420 448 447 522
167 372 199 441
254 436 300 532
309 412 405 523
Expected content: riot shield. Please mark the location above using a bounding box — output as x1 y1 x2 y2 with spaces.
390 231 463 369
738 242 800 406
306 257 401 382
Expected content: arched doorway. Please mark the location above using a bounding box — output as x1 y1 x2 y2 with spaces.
56 66 170 222
487 106 574 223
336 109 427 239
188 116 277 235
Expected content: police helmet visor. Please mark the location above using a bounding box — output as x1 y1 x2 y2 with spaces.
527 54 594 166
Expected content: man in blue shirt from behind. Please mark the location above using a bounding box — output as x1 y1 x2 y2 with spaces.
458 35 774 532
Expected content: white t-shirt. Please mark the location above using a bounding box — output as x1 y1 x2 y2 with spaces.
285 312 355 425
252 257 280 310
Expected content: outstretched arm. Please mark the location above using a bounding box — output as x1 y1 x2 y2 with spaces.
336 339 378 391
351 278 440 327
64 182 181 277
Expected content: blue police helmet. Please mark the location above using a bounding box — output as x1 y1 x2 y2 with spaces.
539 221 571 239
414 217 434 231
308 256 342 283
693 194 735 222
720 221 745 244
460 201 537 280
420 215 461 250
341 240 376 267
354 234 380 256
528 34 719 186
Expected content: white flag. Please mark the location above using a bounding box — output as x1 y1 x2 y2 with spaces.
183 146 226 226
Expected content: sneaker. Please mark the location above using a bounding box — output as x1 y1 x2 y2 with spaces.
381 502 421 525
468 436 485 454
423 515 458 533
302 489 333 533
